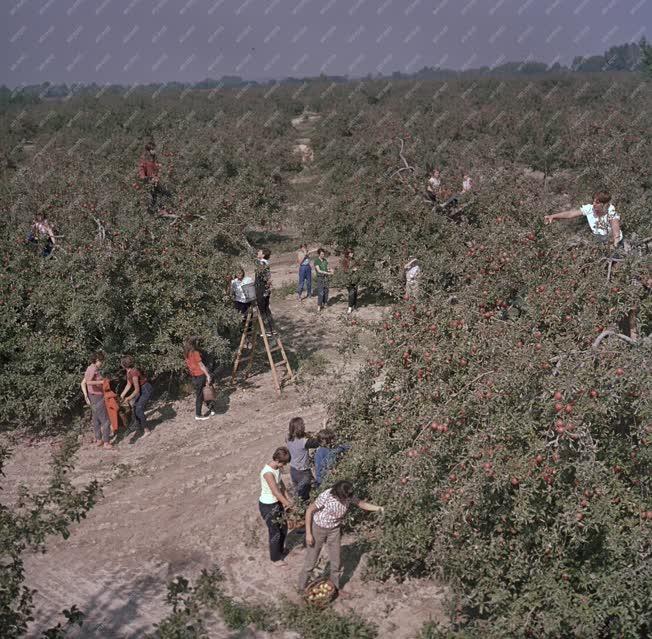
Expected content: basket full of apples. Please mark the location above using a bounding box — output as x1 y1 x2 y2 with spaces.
304 578 337 607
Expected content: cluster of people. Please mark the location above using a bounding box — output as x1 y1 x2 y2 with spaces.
259 417 381 596
230 248 275 337
80 335 217 448
296 244 360 314
80 352 153 448
426 168 474 205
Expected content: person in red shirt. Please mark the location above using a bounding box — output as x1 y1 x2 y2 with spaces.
80 351 113 449
183 336 215 421
120 356 154 436
138 142 169 214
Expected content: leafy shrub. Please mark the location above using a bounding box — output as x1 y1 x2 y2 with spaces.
0 436 100 638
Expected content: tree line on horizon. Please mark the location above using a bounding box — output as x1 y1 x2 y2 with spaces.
2 38 651 102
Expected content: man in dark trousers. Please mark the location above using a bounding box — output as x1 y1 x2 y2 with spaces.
255 248 275 337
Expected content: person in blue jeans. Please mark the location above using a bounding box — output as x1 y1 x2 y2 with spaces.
314 429 350 487
120 356 154 436
297 244 312 301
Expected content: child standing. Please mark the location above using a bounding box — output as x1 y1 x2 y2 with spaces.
286 417 320 502
183 337 215 421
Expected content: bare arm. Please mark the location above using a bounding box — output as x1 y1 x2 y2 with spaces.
80 378 90 405
610 218 621 246
199 361 212 384
264 472 291 509
544 208 583 224
120 380 133 401
356 500 384 513
304 502 318 546
125 376 140 403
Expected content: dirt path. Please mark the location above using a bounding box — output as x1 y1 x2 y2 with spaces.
3 115 448 639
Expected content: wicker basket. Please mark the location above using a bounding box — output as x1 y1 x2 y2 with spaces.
304 578 337 608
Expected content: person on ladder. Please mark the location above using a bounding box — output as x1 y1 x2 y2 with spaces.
255 248 275 337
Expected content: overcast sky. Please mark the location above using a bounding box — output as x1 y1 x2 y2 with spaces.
2 0 650 87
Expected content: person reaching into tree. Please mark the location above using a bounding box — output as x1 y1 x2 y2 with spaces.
297 243 312 301
286 417 320 503
120 356 154 437
543 190 623 249
255 248 275 336
341 248 359 314
314 248 334 312
80 351 113 449
259 446 293 566
231 268 253 325
183 336 215 421
462 173 473 193
314 429 350 488
297 480 384 597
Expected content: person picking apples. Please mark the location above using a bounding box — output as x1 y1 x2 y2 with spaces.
543 190 623 249
297 480 384 597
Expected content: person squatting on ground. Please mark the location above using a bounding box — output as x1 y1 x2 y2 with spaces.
80 351 113 449
183 336 215 421
259 446 293 565
120 356 154 436
544 190 623 249
314 429 350 488
297 480 384 595
314 248 334 312
255 248 275 336
297 243 312 301
341 248 359 313
286 417 320 502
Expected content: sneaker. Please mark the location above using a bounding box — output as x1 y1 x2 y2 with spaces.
209 410 216 417
347 307 352 314
266 331 274 337
195 415 210 421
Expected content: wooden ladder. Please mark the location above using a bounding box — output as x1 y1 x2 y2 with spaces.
231 306 295 394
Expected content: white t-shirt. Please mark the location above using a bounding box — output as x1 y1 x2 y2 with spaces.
428 176 440 191
260 464 280 504
462 178 473 192
406 265 420 282
231 276 252 303
579 204 622 242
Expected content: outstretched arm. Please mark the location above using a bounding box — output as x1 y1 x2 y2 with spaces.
356 500 384 513
544 208 583 224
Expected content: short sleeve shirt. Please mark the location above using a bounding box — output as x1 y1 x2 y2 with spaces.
185 351 204 377
312 488 359 529
84 364 103 396
428 176 440 190
127 368 148 387
580 204 622 242
314 257 329 276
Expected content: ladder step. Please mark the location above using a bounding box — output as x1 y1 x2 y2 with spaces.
269 346 282 353
274 360 287 367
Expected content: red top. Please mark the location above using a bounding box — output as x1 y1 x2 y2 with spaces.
138 158 159 179
84 364 103 396
126 367 148 387
185 351 204 377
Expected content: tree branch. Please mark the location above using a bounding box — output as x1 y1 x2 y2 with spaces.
592 330 637 349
